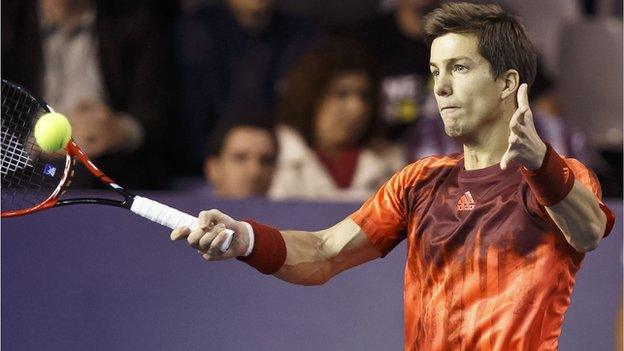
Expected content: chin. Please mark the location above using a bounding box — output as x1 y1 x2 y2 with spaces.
443 123 465 138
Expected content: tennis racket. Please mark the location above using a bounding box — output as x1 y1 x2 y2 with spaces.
1 79 233 252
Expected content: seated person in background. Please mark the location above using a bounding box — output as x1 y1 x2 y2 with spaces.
344 0 461 161
1 0 174 189
269 35 407 201
175 0 315 175
204 108 278 199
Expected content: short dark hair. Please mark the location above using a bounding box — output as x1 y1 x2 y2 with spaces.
424 2 537 87
205 105 277 158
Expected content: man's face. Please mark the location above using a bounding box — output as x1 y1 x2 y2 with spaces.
206 126 277 198
429 33 504 141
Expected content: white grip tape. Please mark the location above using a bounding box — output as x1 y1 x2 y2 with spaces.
130 196 233 252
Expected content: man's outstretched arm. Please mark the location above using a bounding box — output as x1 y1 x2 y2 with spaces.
170 211 381 286
276 218 381 285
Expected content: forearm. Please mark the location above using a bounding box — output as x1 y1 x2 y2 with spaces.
170 212 381 284
520 143 608 253
545 181 606 252
275 219 380 286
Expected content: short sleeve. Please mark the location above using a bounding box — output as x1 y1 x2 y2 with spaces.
349 163 416 256
525 157 615 237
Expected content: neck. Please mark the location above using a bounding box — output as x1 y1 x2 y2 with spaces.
395 6 423 39
228 5 272 34
317 142 341 160
462 104 516 170
317 140 358 161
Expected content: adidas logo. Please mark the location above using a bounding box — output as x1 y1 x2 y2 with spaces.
457 191 475 211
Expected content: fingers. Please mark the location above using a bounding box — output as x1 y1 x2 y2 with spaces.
201 230 233 259
509 103 535 139
170 226 191 241
198 224 226 250
171 209 242 260
523 105 534 126
186 223 222 249
501 127 523 170
501 84 543 171
198 209 232 228
517 83 529 109
500 153 509 170
509 120 525 137
174 219 231 254
501 126 534 170
510 105 529 127
500 148 518 170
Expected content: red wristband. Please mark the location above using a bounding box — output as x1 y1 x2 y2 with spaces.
236 220 286 275
520 143 575 206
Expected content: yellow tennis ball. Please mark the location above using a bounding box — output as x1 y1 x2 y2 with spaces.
34 112 72 152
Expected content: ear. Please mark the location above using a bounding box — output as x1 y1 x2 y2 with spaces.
204 157 220 185
500 69 520 100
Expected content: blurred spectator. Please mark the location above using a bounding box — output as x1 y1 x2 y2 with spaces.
528 54 621 197
346 0 461 160
2 0 174 189
204 107 278 198
175 0 316 175
269 35 406 201
350 0 436 137
529 56 593 162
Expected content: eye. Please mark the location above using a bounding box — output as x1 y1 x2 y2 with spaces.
231 152 249 163
453 64 468 73
260 155 277 167
430 69 439 77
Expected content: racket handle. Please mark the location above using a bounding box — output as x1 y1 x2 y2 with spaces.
130 196 233 252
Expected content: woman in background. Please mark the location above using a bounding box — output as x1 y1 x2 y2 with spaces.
269 35 406 201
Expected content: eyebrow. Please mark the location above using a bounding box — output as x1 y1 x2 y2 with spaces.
429 56 478 67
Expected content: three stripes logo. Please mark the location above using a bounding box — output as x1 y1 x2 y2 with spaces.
457 191 475 211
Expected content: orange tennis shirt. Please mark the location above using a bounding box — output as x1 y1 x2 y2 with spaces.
349 154 615 351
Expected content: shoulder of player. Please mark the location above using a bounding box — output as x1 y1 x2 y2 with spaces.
410 153 462 170
397 153 462 181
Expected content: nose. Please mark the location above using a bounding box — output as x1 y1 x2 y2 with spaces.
246 158 264 178
345 94 368 121
434 72 452 97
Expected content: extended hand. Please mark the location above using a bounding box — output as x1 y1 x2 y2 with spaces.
170 209 250 260
500 83 547 170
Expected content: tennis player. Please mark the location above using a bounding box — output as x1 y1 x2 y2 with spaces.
171 3 615 350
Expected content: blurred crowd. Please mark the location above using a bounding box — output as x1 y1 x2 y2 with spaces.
3 0 622 199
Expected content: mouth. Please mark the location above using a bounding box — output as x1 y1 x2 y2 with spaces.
440 106 459 111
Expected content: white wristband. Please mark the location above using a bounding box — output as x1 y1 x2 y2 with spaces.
241 221 255 257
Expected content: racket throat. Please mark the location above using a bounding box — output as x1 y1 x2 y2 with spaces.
56 197 133 209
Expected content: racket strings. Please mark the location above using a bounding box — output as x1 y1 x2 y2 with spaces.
1 81 67 212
